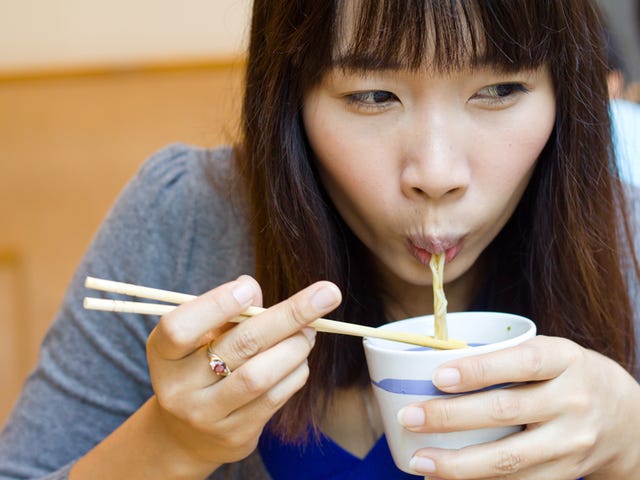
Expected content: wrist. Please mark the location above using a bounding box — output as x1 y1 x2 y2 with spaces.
70 396 221 480
148 396 223 479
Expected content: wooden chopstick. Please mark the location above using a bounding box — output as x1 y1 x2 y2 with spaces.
83 276 467 350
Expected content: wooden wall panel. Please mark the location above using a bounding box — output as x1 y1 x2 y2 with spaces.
0 63 244 425
0 252 26 425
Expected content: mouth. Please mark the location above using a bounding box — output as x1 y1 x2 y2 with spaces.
407 235 465 266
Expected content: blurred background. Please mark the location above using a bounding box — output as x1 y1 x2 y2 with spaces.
0 0 639 425
0 0 250 423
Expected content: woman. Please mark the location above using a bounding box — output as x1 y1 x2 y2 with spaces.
1 1 639 479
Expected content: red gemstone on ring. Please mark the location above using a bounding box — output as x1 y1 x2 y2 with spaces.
213 362 226 374
209 358 229 376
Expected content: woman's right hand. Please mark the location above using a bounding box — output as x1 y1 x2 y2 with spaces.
146 275 342 474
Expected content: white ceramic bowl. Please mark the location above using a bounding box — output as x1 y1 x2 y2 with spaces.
363 311 536 474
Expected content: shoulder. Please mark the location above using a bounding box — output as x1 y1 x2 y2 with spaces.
87 143 253 295
136 142 236 185
132 142 239 213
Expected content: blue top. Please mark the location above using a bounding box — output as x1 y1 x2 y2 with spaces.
259 428 583 480
259 429 421 480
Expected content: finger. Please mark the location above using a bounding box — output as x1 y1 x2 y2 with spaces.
206 281 340 372
148 275 261 360
171 333 311 429
432 336 581 393
201 330 315 419
409 422 572 479
183 361 311 463
217 361 311 439
150 343 218 395
399 381 556 434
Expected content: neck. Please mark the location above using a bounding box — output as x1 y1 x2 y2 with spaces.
321 386 383 459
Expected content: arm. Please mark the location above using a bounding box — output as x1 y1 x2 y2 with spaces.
0 145 258 478
69 275 340 479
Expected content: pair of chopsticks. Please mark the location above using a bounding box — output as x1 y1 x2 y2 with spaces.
83 276 467 350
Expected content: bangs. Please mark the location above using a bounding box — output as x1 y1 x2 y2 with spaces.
330 0 555 74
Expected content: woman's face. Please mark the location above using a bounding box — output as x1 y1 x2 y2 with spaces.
302 64 555 304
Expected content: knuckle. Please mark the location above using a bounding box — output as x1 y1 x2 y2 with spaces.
157 315 191 349
235 367 267 395
264 362 310 411
571 430 598 454
183 406 208 429
566 340 586 364
286 300 312 329
519 343 545 377
229 328 261 361
292 332 314 356
291 362 311 393
263 388 289 411
299 362 311 384
493 448 524 474
155 390 178 413
202 293 228 317
468 356 490 384
426 399 453 431
224 430 252 452
566 392 591 413
490 390 521 422
156 389 190 421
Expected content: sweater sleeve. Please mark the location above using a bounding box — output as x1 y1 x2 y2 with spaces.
0 144 244 479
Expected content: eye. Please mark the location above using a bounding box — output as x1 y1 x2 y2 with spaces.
471 83 530 107
344 90 399 112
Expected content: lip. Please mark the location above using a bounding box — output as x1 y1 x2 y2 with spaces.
407 235 465 266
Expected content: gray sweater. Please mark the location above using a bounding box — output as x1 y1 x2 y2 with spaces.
0 144 266 479
0 144 638 479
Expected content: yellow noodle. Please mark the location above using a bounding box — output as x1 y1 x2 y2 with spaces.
429 253 448 341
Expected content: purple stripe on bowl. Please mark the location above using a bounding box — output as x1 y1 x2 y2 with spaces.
372 378 515 396
405 342 486 351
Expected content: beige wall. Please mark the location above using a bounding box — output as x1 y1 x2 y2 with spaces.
0 0 251 74
0 2 248 425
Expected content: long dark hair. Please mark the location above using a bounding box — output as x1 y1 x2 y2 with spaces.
236 0 639 440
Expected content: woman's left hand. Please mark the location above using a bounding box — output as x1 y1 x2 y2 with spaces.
399 335 640 479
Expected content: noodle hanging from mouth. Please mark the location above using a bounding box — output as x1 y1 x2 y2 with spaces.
429 253 448 341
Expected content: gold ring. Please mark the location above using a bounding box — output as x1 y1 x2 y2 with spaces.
207 342 231 377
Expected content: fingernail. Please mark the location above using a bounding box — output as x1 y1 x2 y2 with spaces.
434 367 460 387
397 406 425 428
232 281 255 305
310 284 340 311
302 327 316 345
409 455 436 474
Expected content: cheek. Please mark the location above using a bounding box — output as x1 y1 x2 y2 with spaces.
303 101 387 206
482 105 555 187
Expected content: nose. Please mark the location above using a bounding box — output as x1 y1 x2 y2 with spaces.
400 112 470 201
